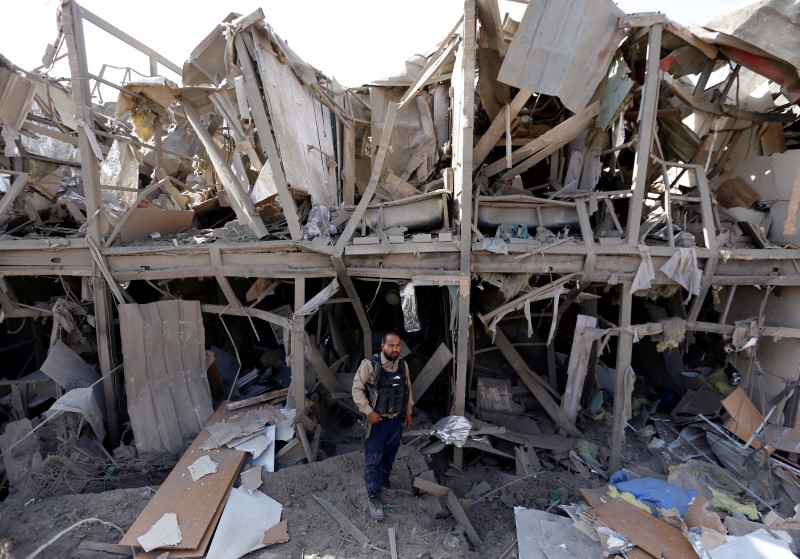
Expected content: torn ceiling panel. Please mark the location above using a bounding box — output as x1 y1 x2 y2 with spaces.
250 28 336 207
497 0 625 113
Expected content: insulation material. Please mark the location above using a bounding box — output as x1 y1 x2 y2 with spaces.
497 0 625 113
432 416 472 447
370 87 438 186
100 140 140 210
400 281 421 332
655 318 687 353
119 300 213 454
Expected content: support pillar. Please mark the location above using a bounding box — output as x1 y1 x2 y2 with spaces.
61 0 120 445
610 281 633 472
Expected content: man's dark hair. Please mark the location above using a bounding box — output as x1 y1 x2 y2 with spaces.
382 331 401 343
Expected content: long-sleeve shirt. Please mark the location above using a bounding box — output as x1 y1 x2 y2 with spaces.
352 353 414 418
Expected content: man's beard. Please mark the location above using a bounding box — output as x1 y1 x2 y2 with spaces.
382 350 399 361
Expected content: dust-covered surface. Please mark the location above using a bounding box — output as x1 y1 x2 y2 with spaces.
0 444 593 558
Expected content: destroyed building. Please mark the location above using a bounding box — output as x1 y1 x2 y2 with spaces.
1 0 800 557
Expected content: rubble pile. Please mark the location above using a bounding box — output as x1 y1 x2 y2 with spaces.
2 0 800 557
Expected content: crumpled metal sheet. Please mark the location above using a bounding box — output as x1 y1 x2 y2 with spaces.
432 415 472 448
400 281 421 332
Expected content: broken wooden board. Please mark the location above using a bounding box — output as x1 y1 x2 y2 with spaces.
410 342 453 402
118 208 194 243
119 405 246 550
413 477 482 546
491 328 581 437
312 494 370 546
587 497 697 559
119 299 213 454
561 315 598 424
721 387 772 453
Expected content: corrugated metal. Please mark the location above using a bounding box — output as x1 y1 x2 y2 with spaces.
497 0 625 113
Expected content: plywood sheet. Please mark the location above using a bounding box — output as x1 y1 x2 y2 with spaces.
721 387 772 452
119 208 194 243
120 299 213 454
587 497 697 559
120 405 246 549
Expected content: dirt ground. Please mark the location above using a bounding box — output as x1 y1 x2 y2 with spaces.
0 444 593 559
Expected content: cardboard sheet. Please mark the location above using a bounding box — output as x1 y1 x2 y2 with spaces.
206 486 282 559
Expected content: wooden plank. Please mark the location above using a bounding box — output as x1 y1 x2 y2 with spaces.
312 493 370 546
342 122 356 205
234 35 301 240
561 315 598 424
413 477 481 545
103 176 173 246
410 342 453 402
626 24 662 245
663 20 718 60
491 328 581 437
610 281 633 472
619 13 666 27
587 498 697 559
334 102 398 253
304 339 345 394
182 100 268 239
227 388 289 411
784 171 800 236
119 405 246 549
0 173 28 220
388 527 398 559
476 0 507 56
490 101 600 179
479 273 578 329
472 90 532 170
453 2 477 471
61 0 119 445
78 541 132 556
292 277 306 413
210 246 241 309
397 18 463 110
131 482 233 558
330 256 372 358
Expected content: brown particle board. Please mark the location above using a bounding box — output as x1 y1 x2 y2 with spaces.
587 497 696 559
119 405 246 550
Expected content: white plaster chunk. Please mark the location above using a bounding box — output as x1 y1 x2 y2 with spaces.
137 512 182 552
241 465 263 494
188 454 218 481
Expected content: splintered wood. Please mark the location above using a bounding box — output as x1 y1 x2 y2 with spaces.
119 405 246 553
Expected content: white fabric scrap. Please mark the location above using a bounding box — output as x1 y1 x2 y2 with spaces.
660 248 702 302
187 455 218 481
524 301 533 338
630 245 656 294
546 286 565 346
137 512 182 552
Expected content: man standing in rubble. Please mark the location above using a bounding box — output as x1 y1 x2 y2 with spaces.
352 331 413 521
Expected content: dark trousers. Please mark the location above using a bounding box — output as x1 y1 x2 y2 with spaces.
364 414 403 499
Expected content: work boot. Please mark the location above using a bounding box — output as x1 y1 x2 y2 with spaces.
368 496 384 520
382 480 396 499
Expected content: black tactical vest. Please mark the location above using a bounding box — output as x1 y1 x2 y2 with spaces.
365 355 409 415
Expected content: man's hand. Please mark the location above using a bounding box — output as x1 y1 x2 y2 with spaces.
404 413 413 427
367 411 382 424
